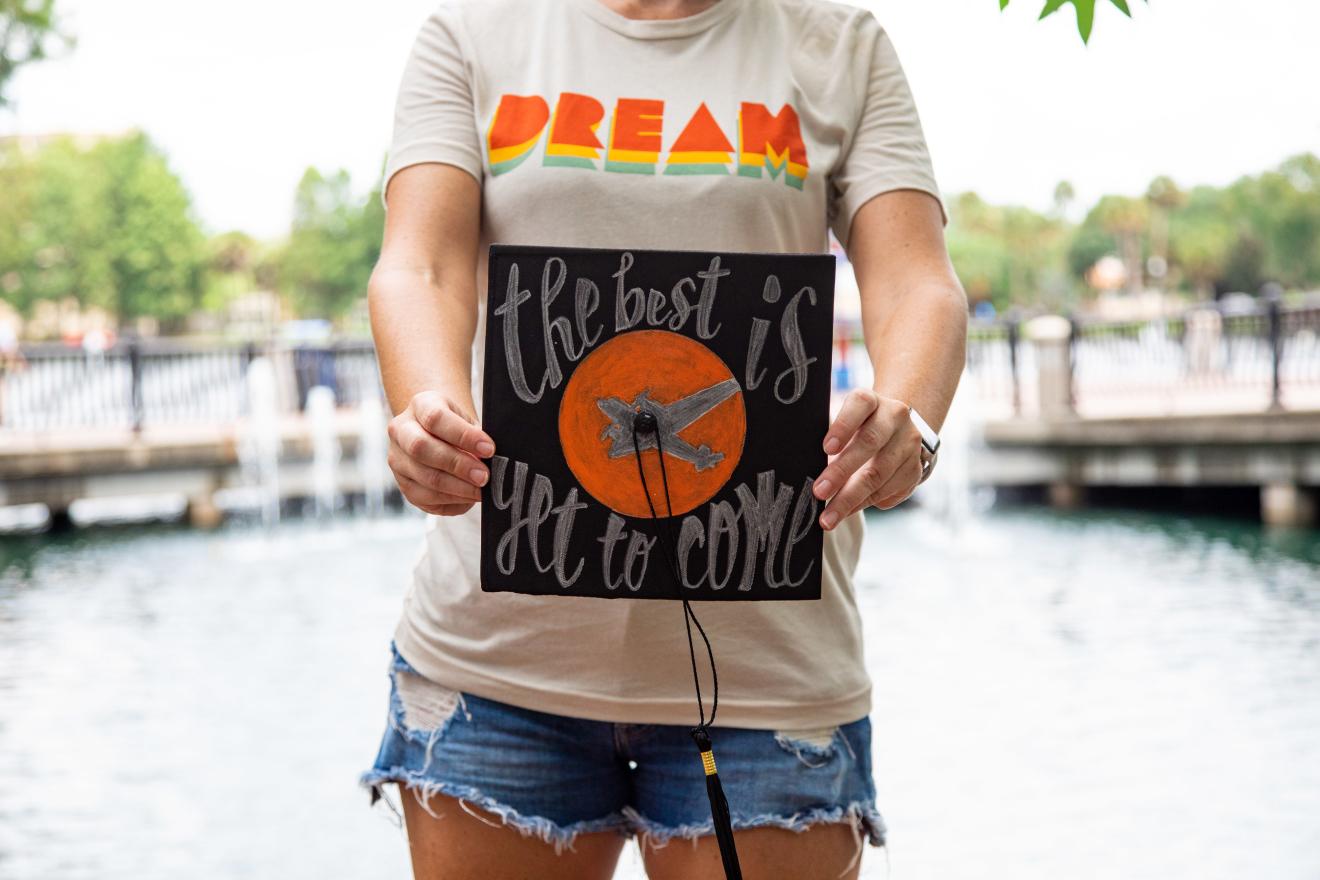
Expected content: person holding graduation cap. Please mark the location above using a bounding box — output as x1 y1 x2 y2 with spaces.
358 0 967 877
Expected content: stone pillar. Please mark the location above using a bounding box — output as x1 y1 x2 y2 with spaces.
186 492 224 529
1048 481 1086 510
186 470 226 529
1261 482 1317 528
1023 315 1074 419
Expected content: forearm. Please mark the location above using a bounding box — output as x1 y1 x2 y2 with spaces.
368 262 478 418
860 276 967 433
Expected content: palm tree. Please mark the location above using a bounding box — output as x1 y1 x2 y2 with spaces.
1145 176 1184 290
1093 196 1149 294
1053 180 1076 219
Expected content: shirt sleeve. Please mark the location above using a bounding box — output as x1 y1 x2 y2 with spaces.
827 13 946 248
380 3 484 210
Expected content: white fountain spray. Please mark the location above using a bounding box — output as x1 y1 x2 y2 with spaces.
242 356 282 527
307 385 341 518
913 363 997 554
358 392 388 517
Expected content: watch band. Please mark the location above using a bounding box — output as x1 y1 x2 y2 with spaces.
907 404 941 483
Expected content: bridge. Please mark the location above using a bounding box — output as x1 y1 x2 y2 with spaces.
0 416 381 528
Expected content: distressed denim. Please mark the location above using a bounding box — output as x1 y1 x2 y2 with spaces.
360 642 886 863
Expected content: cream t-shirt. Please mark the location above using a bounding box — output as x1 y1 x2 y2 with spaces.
383 0 943 729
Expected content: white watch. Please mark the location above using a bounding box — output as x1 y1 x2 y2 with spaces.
907 404 941 484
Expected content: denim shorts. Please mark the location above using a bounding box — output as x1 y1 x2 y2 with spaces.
359 641 886 858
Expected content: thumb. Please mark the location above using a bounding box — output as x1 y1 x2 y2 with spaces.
445 395 481 427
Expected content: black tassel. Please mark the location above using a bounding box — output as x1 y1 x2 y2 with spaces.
692 726 743 880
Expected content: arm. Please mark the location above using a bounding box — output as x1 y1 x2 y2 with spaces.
369 163 494 516
813 189 968 529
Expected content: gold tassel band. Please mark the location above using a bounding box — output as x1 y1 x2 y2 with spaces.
700 749 717 776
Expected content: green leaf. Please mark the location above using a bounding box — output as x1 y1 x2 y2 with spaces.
1074 0 1095 41
1038 0 1067 19
1002 0 1146 42
1036 0 1096 42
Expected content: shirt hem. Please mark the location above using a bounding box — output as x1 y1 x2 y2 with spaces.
392 616 873 730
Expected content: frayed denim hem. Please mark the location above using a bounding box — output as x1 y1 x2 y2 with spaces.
625 799 886 876
359 768 632 855
623 801 885 848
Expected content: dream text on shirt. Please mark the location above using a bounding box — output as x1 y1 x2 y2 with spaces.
487 94 809 189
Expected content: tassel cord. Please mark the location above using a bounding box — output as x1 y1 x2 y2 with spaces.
629 411 719 728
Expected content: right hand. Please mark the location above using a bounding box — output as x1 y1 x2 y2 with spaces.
386 390 495 516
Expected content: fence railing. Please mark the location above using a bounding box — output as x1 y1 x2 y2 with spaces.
965 299 1320 418
0 340 380 432
3 299 1318 432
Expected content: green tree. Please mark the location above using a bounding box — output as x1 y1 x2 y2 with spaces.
1066 224 1116 281
277 166 384 319
1222 154 1320 287
1145 175 1184 288
0 0 73 109
1170 217 1231 299
947 191 1073 312
1222 232 1266 294
1089 195 1148 292
98 133 208 322
0 130 208 326
1052 180 1075 218
202 229 261 313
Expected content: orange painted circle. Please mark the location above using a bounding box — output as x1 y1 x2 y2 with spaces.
558 330 745 518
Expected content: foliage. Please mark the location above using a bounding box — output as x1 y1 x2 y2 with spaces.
1222 232 1266 295
1052 180 1075 215
1219 154 1320 288
274 166 384 319
1090 195 1149 238
946 192 1072 312
1066 225 1115 280
0 130 207 326
1169 216 1232 297
947 154 1320 310
999 0 1143 43
200 230 276 313
1056 155 1320 298
1 139 385 326
0 0 73 108
1145 175 1185 212
4 129 1316 328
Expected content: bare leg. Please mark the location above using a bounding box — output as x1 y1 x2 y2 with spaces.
641 823 866 880
399 785 627 880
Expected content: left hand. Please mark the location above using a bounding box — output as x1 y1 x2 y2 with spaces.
813 388 925 530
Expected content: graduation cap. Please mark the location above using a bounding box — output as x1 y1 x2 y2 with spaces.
481 244 836 878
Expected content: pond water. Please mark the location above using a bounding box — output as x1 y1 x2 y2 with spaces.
1 504 1317 879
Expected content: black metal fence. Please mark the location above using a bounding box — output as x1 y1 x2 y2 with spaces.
967 299 1320 417
966 320 1026 416
3 300 1318 432
0 340 381 432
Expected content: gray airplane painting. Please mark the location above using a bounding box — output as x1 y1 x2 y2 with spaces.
596 378 741 472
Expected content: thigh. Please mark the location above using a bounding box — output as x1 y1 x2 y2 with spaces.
642 823 863 880
360 643 635 877
402 787 626 880
625 717 885 880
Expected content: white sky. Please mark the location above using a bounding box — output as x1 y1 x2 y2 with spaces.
6 0 1318 239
